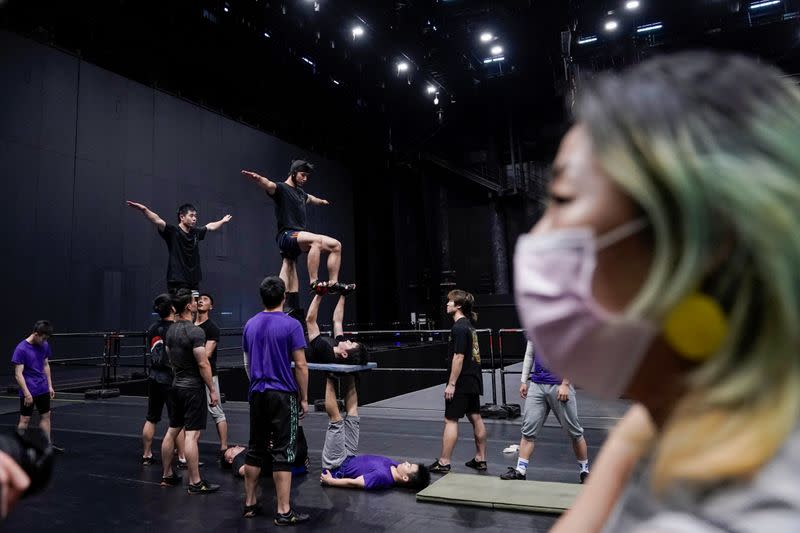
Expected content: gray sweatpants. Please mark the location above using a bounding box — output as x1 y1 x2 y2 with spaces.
321 415 360 470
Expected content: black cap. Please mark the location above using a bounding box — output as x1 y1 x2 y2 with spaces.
289 159 314 175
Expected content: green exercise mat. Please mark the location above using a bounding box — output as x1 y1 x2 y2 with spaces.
416 473 581 514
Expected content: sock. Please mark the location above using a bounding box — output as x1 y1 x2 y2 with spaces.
516 458 529 475
578 459 589 473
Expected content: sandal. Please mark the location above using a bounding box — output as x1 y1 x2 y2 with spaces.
328 282 357 295
310 280 329 295
465 458 488 471
243 502 263 518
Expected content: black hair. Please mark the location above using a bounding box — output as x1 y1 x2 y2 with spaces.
152 293 174 319
448 289 478 323
345 343 369 366
32 320 53 337
171 288 194 315
260 276 286 309
177 203 197 220
289 159 314 176
199 292 214 305
404 464 431 491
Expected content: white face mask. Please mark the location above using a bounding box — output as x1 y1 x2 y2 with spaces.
513 218 655 399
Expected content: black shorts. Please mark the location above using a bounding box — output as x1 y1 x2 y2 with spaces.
245 390 298 472
20 393 51 417
145 379 173 423
168 386 207 431
277 230 303 261
445 393 481 421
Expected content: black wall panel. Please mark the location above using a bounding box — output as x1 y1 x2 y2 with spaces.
1 31 357 363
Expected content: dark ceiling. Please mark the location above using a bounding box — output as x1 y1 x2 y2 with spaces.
3 0 800 175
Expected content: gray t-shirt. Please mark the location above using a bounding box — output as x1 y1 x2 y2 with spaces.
603 429 800 532
165 319 206 389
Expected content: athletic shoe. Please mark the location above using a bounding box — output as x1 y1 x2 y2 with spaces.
580 471 589 484
51 444 65 454
274 509 310 526
243 503 262 519
176 459 204 470
187 479 220 494
465 458 488 471
500 467 526 480
160 473 182 487
428 459 451 474
142 455 158 466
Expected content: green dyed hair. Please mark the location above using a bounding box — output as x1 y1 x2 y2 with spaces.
578 51 800 491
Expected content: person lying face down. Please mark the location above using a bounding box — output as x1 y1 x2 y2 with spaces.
318 374 430 491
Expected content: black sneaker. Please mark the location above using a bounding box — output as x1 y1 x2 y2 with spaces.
51 444 65 454
160 473 182 487
187 479 220 494
465 458 488 471
580 470 589 484
243 503 262 519
274 509 310 526
500 467 526 480
176 459 204 470
142 455 158 466
428 459 451 474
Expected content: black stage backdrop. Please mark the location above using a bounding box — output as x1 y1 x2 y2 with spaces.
0 30 357 363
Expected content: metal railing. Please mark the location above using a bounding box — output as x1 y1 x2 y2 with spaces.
28 326 519 406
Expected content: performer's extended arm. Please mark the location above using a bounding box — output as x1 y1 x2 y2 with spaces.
126 201 166 231
241 170 278 195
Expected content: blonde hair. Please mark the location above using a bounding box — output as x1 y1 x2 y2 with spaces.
578 52 800 491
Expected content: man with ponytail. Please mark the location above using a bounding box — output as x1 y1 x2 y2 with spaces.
429 289 487 474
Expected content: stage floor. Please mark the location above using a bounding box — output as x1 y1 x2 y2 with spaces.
0 387 624 532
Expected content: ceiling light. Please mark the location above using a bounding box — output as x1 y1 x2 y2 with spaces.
301 57 315 66
604 20 619 31
483 56 505 63
434 96 439 105
636 22 663 33
397 61 409 72
577 35 598 44
426 85 437 94
332 79 340 85
490 45 503 55
263 31 271 38
625 1 640 10
223 3 230 12
749 0 781 8
479 32 493 42
352 25 364 37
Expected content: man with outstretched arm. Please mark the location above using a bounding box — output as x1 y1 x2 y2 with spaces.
241 160 354 309
241 276 310 525
126 201 231 294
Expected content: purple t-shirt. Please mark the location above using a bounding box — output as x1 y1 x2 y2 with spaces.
531 354 562 385
11 340 51 397
243 311 306 396
333 455 397 490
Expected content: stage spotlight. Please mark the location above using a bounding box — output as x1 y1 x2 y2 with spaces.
625 1 640 10
397 61 409 72
490 45 503 55
426 85 436 94
263 31 271 38
352 25 364 38
434 96 439 105
604 20 619 31
480 32 493 42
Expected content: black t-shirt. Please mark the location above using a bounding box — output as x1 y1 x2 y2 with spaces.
158 224 208 286
166 319 206 388
268 181 308 235
196 318 221 376
448 317 483 395
308 335 336 364
146 319 174 385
